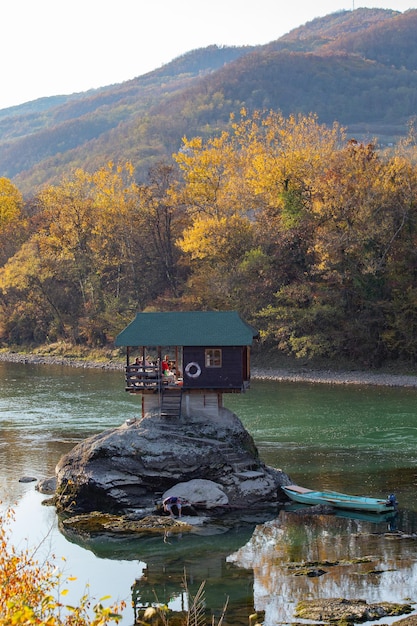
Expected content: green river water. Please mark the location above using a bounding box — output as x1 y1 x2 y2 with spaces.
1 361 417 625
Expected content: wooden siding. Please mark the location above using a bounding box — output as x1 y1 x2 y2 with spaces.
182 346 245 390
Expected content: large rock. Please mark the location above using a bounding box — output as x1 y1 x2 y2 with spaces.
54 407 290 514
162 479 229 508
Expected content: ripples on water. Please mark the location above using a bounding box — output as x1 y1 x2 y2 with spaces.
2 363 417 624
226 381 417 494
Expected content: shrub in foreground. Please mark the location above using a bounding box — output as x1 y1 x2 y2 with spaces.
0 506 125 625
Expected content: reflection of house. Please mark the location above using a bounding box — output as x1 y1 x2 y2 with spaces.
115 311 258 418
132 558 256 625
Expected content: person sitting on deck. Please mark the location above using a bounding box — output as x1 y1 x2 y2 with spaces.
161 355 170 376
163 495 183 518
135 356 152 366
131 357 155 386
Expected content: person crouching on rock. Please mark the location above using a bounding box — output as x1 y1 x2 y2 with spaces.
163 496 183 518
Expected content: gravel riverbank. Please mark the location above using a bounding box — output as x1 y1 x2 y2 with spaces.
252 366 417 388
0 351 124 370
1 351 417 388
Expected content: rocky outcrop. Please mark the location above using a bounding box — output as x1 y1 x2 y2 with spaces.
36 477 57 494
60 512 194 535
54 407 290 514
295 598 413 623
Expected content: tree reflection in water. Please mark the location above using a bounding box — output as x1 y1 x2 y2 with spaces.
60 506 417 626
62 517 264 626
131 552 256 625
228 509 417 625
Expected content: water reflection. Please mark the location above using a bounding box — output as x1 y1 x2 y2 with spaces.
130 543 256 625
3 364 417 624
229 510 417 625
57 506 417 626
60 515 264 625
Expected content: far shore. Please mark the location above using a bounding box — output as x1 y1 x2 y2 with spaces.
252 366 417 388
1 350 417 388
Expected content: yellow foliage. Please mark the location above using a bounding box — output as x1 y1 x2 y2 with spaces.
228 110 341 193
37 163 139 262
310 140 417 277
0 177 23 230
174 110 345 227
0 506 125 625
174 132 248 218
179 213 254 263
0 240 44 294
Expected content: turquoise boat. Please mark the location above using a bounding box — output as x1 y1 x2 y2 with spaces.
282 484 398 514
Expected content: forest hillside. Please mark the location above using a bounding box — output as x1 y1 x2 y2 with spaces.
1 109 417 368
1 8 417 370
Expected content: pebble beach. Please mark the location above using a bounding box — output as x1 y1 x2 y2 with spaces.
1 350 417 388
252 366 417 388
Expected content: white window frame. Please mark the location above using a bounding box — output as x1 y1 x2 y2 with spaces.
205 348 222 368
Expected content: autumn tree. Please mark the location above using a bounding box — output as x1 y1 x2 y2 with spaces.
0 162 189 345
0 165 146 344
0 177 26 266
137 162 185 300
376 152 417 361
2 110 417 366
261 139 417 364
0 176 22 225
237 110 345 310
173 109 344 313
172 127 254 308
0 507 125 624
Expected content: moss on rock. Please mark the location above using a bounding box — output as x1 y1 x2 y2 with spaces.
60 512 193 535
294 598 413 623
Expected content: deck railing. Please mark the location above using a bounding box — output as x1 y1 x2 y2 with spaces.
125 364 162 391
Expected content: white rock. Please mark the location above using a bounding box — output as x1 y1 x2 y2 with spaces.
163 479 229 508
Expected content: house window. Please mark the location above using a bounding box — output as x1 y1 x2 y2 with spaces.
205 348 222 368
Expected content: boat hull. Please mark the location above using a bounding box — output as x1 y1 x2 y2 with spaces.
282 485 397 514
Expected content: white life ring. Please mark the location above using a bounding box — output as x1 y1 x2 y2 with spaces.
185 361 201 379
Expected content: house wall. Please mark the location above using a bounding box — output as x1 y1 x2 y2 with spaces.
182 346 244 390
143 394 161 416
141 390 221 419
182 393 222 419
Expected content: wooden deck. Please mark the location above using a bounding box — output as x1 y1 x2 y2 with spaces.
125 365 162 391
124 365 182 393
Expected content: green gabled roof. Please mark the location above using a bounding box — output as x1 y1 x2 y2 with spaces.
115 311 258 347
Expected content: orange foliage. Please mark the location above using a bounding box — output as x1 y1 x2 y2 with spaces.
0 507 125 625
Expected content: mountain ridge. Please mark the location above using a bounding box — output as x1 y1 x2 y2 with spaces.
1 7 415 196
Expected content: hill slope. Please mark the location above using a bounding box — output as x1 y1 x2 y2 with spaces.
1 7 416 196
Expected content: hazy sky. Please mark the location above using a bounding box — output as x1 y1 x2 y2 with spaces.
1 0 415 110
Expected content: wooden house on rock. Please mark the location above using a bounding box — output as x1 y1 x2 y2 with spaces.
115 311 258 419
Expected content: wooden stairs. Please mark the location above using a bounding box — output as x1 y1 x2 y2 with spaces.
160 387 183 418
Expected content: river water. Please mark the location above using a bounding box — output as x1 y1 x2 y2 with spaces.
1 361 417 625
